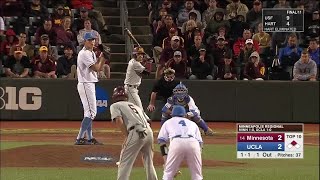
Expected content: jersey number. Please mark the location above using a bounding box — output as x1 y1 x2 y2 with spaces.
178 120 186 126
128 104 138 114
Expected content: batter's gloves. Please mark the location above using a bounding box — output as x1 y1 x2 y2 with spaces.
98 44 111 60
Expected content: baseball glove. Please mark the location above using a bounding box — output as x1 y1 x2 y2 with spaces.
98 44 111 60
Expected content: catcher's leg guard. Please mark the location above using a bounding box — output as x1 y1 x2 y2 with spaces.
193 116 209 132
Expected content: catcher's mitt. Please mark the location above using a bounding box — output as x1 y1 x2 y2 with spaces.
98 44 111 60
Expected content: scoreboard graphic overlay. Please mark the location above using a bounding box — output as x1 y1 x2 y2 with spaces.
237 124 303 159
262 9 304 32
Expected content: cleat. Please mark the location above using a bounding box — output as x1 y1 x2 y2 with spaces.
74 138 89 145
174 170 182 178
205 128 214 136
88 138 103 145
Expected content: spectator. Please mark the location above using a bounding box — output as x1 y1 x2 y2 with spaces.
188 35 205 63
293 50 317 81
233 29 260 58
166 51 187 79
189 47 213 80
207 27 230 49
162 27 184 50
51 4 70 27
56 16 77 47
181 11 203 34
35 34 58 61
177 0 201 28
279 33 303 67
238 39 256 65
0 29 19 58
72 6 100 32
0 0 25 16
70 0 109 33
183 20 198 49
77 18 102 47
154 14 177 47
304 0 319 14
9 32 34 59
56 44 77 78
243 51 265 80
149 0 178 24
35 18 57 46
146 68 179 119
308 38 320 66
226 0 249 20
151 8 168 35
274 0 291 8
4 46 31 78
210 36 231 66
246 0 263 30
156 36 187 79
23 0 49 20
252 22 271 53
230 12 250 41
305 10 319 42
217 52 237 80
33 46 57 78
202 0 218 29
205 8 230 41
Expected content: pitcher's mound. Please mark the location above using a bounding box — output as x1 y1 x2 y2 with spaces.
1 145 244 168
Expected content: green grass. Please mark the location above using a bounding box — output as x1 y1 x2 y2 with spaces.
1 141 319 180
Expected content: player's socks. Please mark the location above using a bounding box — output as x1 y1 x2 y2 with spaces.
87 120 93 140
76 117 92 140
198 120 209 132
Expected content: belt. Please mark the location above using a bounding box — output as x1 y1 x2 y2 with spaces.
172 135 194 139
126 84 139 88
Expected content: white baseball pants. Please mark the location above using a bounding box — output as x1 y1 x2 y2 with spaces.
77 82 97 119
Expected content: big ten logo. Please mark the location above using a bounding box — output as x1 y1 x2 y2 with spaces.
0 87 42 110
95 86 109 114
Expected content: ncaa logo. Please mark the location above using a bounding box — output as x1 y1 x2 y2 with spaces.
96 86 109 114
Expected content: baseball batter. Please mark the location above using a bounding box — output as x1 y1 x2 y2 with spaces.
75 32 105 145
158 105 203 180
124 47 150 109
161 82 214 136
110 86 158 180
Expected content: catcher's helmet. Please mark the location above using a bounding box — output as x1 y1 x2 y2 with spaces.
133 46 145 55
173 82 188 99
112 86 128 102
171 105 186 117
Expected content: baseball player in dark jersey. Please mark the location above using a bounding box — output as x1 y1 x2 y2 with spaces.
110 86 158 180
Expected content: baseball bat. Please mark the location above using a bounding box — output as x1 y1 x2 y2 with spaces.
124 28 141 47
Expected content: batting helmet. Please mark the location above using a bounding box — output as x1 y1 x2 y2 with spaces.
173 82 188 99
133 46 145 55
171 105 186 117
112 86 128 102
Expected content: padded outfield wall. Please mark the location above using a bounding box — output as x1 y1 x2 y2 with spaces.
0 79 319 123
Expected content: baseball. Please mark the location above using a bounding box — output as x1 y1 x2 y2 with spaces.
116 161 120 166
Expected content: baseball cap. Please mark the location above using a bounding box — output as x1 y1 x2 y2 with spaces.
80 6 88 12
245 39 253 44
39 46 48 52
313 10 319 14
217 35 225 40
64 44 73 50
13 46 23 54
83 32 96 41
169 27 177 34
199 45 206 51
171 36 180 41
250 51 259 58
253 0 261 5
41 34 49 40
174 51 182 56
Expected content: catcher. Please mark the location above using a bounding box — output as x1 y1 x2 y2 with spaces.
161 82 214 136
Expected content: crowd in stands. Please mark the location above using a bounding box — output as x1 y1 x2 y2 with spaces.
148 0 319 81
0 0 110 79
0 0 319 81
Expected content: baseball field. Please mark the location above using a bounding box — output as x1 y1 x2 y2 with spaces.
0 121 319 180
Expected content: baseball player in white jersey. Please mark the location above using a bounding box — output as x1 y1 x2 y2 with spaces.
158 105 203 180
75 32 105 145
124 47 150 109
110 86 158 180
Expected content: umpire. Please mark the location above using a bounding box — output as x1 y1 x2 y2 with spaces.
147 68 179 119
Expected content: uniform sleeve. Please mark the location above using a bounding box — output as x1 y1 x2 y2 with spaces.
194 123 203 144
133 61 146 73
162 97 173 113
81 51 95 68
110 104 122 121
188 96 200 115
157 122 169 143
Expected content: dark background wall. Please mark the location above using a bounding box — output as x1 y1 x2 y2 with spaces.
0 79 319 123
